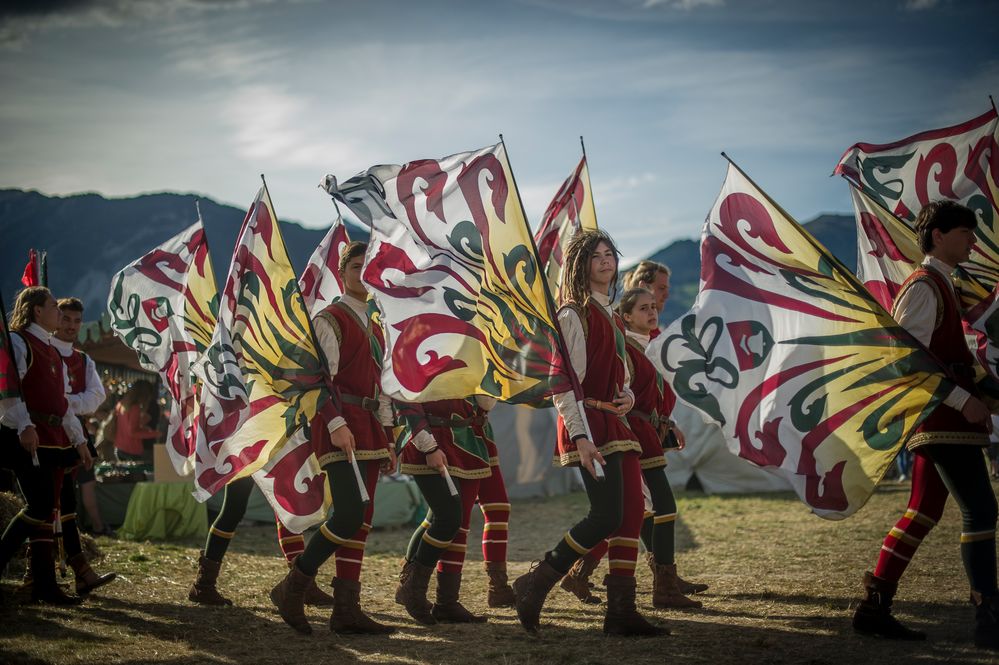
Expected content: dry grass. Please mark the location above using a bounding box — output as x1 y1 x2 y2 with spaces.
2 481 998 665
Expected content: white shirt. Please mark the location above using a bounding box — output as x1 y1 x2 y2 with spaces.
625 329 651 350
891 256 970 411
313 293 393 434
50 336 106 416
552 291 635 440
0 323 85 443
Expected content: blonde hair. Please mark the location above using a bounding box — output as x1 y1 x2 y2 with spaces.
9 287 52 331
624 260 670 291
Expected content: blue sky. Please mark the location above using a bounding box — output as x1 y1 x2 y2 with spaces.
1 0 996 264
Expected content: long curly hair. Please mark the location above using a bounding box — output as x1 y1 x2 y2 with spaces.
8 287 52 331
559 229 621 306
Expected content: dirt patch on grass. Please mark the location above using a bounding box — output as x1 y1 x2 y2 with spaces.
2 481 996 664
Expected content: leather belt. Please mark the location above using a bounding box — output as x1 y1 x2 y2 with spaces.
340 393 380 412
583 398 620 414
29 410 63 427
630 409 665 428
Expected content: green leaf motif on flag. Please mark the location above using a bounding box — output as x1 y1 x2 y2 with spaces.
660 314 739 425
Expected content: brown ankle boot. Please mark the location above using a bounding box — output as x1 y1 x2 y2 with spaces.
651 562 702 609
188 554 232 606
484 561 516 608
394 560 437 625
432 570 487 623
603 575 669 637
971 591 999 650
269 564 314 634
29 541 82 606
287 558 334 607
560 555 602 604
512 559 563 632
330 577 395 634
852 571 925 640
645 553 707 595
68 552 117 595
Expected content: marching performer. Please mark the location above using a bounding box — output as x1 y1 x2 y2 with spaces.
512 229 666 636
394 396 493 625
0 287 90 604
472 405 517 608
851 201 998 649
269 241 396 635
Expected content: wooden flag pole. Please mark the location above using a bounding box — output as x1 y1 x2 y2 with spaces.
259 174 370 505
500 134 604 480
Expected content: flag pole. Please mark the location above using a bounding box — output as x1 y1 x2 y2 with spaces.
500 134 604 479
990 95 997 114
260 174 370 505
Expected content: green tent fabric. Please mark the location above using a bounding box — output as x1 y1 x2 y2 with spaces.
119 481 208 541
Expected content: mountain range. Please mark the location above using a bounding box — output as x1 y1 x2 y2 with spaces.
0 189 856 328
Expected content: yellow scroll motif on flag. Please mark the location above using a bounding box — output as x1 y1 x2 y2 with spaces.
345 143 573 404
193 185 331 530
649 163 956 519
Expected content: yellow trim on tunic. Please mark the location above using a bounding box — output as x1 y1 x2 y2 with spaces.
639 455 667 470
318 447 390 467
906 431 989 450
553 439 642 468
400 462 493 480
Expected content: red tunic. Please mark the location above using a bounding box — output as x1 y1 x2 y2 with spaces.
311 301 391 467
63 349 87 395
18 331 76 468
624 338 667 470
555 300 641 467
398 398 492 480
896 267 989 449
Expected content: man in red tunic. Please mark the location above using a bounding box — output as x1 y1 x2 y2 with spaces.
270 241 396 635
0 287 90 604
852 201 998 650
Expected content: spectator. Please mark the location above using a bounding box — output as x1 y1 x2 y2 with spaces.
113 380 158 462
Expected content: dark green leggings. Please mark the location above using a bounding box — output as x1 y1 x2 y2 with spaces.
294 461 368 576
405 474 463 568
640 467 678 565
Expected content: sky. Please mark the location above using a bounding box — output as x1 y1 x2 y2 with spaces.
1 0 997 264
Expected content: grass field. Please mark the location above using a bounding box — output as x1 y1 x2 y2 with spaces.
2 481 997 665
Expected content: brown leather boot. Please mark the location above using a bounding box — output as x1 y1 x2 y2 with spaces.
287 558 334 607
852 571 925 640
651 562 702 609
188 554 233 606
269 564 314 635
971 591 999 650
68 552 117 595
512 559 563 632
484 561 516 608
330 577 395 634
394 560 437 625
29 541 82 606
560 555 602 604
603 575 669 637
432 570 487 623
645 553 707 594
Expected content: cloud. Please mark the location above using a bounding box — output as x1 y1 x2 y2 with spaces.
642 0 724 9
0 0 315 48
904 0 940 10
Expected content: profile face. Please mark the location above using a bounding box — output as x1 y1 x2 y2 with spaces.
644 270 670 312
34 294 60 332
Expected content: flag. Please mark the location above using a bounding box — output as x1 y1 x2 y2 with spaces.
299 215 351 318
0 295 20 400
192 183 332 532
107 221 218 476
647 162 958 519
335 142 574 404
835 107 999 288
21 249 39 287
534 156 598 294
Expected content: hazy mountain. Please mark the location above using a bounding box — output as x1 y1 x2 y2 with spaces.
0 189 855 329
0 189 365 316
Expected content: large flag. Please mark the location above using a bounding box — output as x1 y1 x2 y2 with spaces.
192 183 332 532
534 156 599 294
334 142 574 404
107 221 218 476
299 213 351 318
647 162 958 519
835 107 999 288
0 295 20 400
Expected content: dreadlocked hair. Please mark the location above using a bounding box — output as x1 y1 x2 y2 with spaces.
616 287 654 319
559 229 621 307
9 287 52 332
